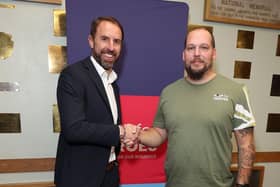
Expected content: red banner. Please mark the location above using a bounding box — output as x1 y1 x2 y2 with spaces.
119 95 167 184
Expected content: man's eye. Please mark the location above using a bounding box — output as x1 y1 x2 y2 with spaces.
114 39 121 45
200 46 209 50
101 36 108 41
187 46 195 51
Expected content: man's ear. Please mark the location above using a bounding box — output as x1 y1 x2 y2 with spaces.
212 48 217 60
182 50 186 62
88 35 94 48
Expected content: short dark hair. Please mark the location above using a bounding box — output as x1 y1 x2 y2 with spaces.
90 16 124 40
184 27 215 48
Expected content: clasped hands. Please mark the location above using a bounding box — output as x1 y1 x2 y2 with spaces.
119 123 142 146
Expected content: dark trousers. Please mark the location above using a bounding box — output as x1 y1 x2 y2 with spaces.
100 164 119 187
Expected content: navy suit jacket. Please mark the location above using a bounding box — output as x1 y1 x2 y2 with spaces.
54 57 122 187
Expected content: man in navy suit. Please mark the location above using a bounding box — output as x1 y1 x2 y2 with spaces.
54 16 132 187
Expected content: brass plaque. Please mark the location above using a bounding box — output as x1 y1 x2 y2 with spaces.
14 0 62 5
0 3 15 8
48 45 67 73
188 24 213 34
234 61 251 79
0 82 20 92
0 32 14 60
0 113 21 133
276 35 280 56
266 113 280 132
270 74 280 96
236 30 254 49
53 104 61 133
53 9 66 37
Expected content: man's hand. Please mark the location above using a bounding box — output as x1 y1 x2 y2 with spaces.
121 123 141 146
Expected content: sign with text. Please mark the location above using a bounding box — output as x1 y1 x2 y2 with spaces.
119 95 167 183
204 0 280 29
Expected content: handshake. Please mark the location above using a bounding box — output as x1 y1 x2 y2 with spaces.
119 123 143 147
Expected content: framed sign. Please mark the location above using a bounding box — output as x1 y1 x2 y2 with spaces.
204 0 280 29
14 0 61 5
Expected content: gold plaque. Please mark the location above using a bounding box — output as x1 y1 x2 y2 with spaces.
0 3 15 8
236 30 254 49
53 104 61 133
53 9 66 37
276 35 280 56
14 0 62 5
188 24 213 34
0 32 14 60
0 113 21 133
48 45 67 73
234 61 251 79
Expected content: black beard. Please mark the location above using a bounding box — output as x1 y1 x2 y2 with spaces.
185 66 205 80
185 62 212 80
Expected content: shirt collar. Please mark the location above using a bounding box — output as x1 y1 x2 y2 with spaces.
90 56 117 84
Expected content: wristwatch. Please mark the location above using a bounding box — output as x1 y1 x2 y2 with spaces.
236 184 249 187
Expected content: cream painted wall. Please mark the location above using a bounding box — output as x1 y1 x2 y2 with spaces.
0 0 279 186
0 0 64 184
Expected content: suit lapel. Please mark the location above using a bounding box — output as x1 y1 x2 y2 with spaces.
112 82 121 124
82 57 111 110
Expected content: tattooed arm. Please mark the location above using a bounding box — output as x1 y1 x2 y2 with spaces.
234 127 256 185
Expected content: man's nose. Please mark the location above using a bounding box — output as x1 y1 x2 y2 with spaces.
108 40 115 50
194 47 201 56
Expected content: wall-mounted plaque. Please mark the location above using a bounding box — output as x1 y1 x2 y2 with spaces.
204 0 280 30
0 3 15 8
0 82 20 92
266 113 280 132
234 60 251 79
53 104 61 133
0 113 21 133
188 24 213 34
14 0 61 5
48 45 67 73
236 30 254 49
276 35 280 56
270 74 280 96
0 32 14 60
53 9 66 37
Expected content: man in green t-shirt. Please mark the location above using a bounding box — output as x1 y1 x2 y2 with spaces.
135 27 256 187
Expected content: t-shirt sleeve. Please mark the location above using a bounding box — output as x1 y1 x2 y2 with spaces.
233 85 256 130
153 95 166 129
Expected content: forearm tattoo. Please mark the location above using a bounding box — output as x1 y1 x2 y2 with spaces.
236 127 255 183
238 128 255 168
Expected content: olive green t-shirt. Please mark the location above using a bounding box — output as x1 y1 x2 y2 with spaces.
154 74 255 187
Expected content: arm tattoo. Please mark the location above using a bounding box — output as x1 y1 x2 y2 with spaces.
238 128 251 138
239 144 255 168
235 127 256 184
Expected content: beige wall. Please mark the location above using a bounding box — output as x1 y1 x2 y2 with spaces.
0 0 279 186
0 0 64 184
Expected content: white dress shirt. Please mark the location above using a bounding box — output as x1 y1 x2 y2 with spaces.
91 56 118 162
